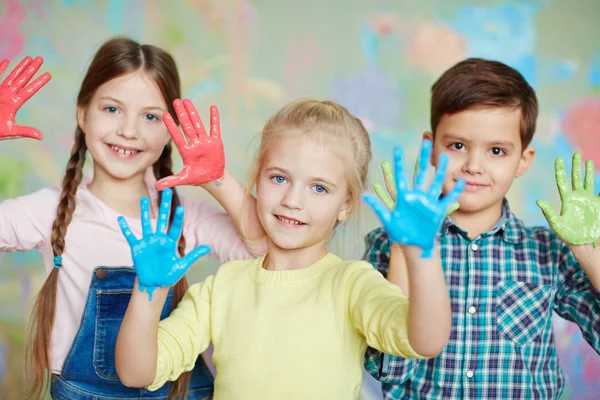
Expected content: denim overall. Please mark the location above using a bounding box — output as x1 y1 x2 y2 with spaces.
51 267 214 399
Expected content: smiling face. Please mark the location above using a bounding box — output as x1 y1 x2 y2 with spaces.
426 107 535 216
78 70 171 183
256 135 353 254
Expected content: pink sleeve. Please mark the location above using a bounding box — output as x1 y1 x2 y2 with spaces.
0 187 58 252
180 195 257 262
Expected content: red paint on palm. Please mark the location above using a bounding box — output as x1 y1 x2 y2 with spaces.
156 99 225 190
0 56 51 140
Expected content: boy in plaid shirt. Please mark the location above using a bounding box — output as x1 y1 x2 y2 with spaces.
364 58 600 399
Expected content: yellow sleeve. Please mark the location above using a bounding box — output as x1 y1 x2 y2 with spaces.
346 263 427 359
147 275 215 391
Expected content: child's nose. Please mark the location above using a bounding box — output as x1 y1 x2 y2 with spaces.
462 152 484 174
117 117 139 140
281 187 304 210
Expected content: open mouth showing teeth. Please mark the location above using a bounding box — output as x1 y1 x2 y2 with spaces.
276 215 305 225
108 144 141 156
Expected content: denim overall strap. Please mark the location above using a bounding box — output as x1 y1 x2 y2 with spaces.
51 267 214 400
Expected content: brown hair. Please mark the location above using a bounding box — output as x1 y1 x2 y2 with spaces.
430 58 539 149
25 37 191 399
249 99 372 226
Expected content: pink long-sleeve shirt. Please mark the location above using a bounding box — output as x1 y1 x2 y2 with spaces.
0 178 261 374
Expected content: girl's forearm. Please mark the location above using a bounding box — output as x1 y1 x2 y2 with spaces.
116 281 169 387
387 243 410 296
404 246 451 357
202 169 266 241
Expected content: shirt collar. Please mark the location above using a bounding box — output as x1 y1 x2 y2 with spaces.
441 198 524 243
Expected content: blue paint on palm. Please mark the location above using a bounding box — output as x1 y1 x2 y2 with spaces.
117 188 211 299
363 140 465 258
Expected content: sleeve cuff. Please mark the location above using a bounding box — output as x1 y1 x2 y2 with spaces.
145 334 173 392
385 319 430 361
400 339 430 361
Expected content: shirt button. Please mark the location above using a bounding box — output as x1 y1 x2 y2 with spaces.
470 243 479 251
468 306 476 314
466 370 474 378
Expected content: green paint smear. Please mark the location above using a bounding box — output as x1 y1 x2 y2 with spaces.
0 156 26 199
537 153 600 246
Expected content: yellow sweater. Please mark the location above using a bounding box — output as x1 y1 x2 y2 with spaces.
149 253 425 399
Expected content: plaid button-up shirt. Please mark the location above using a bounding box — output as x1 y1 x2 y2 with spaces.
364 200 600 399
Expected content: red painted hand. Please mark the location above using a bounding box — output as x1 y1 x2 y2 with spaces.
0 56 51 140
156 99 225 190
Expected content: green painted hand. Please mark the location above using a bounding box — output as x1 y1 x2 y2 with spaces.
373 157 460 214
536 153 600 247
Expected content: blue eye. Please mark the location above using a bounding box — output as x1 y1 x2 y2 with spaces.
144 114 158 122
105 106 118 113
271 175 287 184
312 185 327 194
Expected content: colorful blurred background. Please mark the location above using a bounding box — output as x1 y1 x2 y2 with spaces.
1 0 599 398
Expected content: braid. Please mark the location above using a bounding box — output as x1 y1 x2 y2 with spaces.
51 131 86 256
25 129 87 399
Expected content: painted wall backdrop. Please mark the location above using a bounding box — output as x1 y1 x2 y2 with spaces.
0 0 599 398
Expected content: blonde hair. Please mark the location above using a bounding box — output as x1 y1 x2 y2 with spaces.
248 99 372 240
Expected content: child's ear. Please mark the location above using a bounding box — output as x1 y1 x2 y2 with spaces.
422 131 435 166
77 106 87 132
515 145 536 177
337 196 353 222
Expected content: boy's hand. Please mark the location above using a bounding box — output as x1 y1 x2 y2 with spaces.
156 99 225 191
537 153 600 245
118 188 211 299
373 156 460 215
537 153 600 274
364 140 465 258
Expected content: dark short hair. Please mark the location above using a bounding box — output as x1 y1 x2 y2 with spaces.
430 58 538 149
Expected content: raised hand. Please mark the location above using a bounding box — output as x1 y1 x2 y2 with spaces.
373 154 460 215
156 99 225 191
372 159 397 210
536 153 600 247
118 188 211 299
0 56 51 140
364 140 465 258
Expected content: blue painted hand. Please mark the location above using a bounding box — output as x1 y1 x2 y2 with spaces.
118 188 211 299
363 140 465 258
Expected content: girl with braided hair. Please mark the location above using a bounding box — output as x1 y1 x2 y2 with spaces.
0 37 265 399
